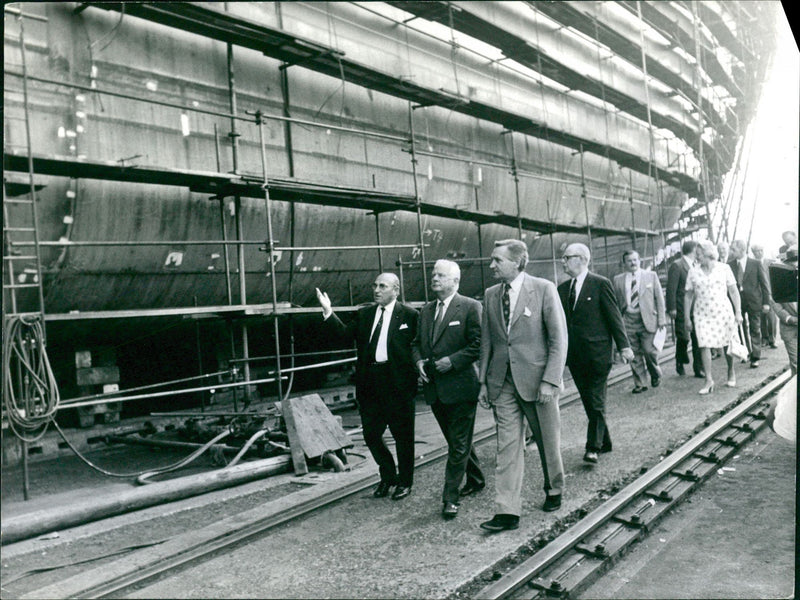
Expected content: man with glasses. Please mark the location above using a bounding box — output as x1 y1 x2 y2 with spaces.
316 273 419 500
558 243 633 464
412 259 484 520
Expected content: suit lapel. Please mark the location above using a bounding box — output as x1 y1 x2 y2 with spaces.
489 285 507 339
432 295 459 346
509 278 529 330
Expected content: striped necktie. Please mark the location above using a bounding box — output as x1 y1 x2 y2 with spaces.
630 276 639 310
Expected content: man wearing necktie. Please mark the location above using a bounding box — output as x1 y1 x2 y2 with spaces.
316 273 419 500
412 260 484 519
477 239 568 532
613 250 667 393
558 243 634 465
728 240 772 368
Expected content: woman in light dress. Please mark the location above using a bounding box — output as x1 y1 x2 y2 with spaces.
684 240 743 394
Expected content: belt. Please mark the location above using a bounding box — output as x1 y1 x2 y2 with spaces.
367 361 390 367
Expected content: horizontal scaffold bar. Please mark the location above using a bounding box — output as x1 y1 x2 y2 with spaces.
3 152 659 238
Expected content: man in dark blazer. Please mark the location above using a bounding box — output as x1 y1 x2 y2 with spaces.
478 240 568 532
412 259 484 520
666 241 703 377
728 240 772 368
316 273 419 500
558 243 633 464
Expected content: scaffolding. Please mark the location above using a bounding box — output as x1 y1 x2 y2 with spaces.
3 1 771 487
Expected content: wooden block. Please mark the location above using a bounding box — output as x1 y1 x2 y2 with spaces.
286 393 353 460
76 366 120 386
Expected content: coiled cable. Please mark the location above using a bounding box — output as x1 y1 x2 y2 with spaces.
2 315 60 443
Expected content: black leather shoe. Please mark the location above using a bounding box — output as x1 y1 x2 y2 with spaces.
676 364 685 376
599 446 612 454
750 360 760 369
442 502 459 519
480 514 519 532
632 386 647 394
651 376 661 388
583 451 599 463
459 481 486 497
542 494 561 512
694 371 706 379
373 481 394 498
391 485 411 500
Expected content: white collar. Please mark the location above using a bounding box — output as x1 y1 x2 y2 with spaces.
506 271 525 292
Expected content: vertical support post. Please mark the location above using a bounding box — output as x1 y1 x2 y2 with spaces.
18 14 46 328
255 111 307 475
213 124 233 305
579 145 593 257
374 212 384 273
474 188 486 291
407 104 428 301
397 255 406 303
691 2 715 241
508 132 523 239
545 195 558 283
223 23 251 402
629 171 637 250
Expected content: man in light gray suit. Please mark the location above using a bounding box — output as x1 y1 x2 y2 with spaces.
613 250 668 393
478 239 568 532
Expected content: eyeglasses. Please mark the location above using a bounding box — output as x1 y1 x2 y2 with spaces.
561 255 582 261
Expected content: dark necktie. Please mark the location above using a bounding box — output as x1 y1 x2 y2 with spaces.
630 276 639 310
502 283 511 326
367 307 385 361
568 278 577 316
432 300 445 342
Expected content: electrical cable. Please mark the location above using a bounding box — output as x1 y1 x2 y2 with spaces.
2 316 60 443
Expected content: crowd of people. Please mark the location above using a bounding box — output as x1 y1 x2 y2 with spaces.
314 231 797 532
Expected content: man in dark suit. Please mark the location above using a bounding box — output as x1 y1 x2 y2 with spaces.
728 240 772 368
412 259 484 520
666 241 704 378
478 239 568 532
316 273 419 500
558 243 634 464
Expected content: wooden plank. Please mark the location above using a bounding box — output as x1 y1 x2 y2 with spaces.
287 393 353 460
76 366 120 386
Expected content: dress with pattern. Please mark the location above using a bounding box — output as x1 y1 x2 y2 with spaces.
686 262 736 348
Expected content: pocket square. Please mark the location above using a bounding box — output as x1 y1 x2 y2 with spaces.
646 283 653 289
399 323 409 330
586 297 592 301
448 320 461 326
523 307 532 317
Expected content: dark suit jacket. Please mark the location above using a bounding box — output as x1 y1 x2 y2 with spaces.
666 257 692 339
411 293 481 405
558 271 629 370
326 302 419 401
728 257 771 313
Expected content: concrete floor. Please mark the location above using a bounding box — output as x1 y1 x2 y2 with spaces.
0 346 794 599
579 426 796 600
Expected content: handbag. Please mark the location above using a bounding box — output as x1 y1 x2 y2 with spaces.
727 324 749 361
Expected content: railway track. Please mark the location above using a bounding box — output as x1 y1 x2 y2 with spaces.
475 369 792 600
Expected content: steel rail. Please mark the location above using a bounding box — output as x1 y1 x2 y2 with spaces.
478 368 792 600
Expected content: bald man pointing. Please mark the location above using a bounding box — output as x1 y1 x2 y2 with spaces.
317 273 419 500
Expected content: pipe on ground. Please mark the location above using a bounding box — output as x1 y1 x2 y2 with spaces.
0 455 291 545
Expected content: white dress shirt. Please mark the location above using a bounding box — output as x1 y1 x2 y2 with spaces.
370 299 396 363
506 272 525 333
571 270 589 309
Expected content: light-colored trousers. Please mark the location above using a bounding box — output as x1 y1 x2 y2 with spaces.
624 311 662 387
492 372 564 516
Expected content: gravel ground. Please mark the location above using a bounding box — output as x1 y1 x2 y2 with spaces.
0 347 790 599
